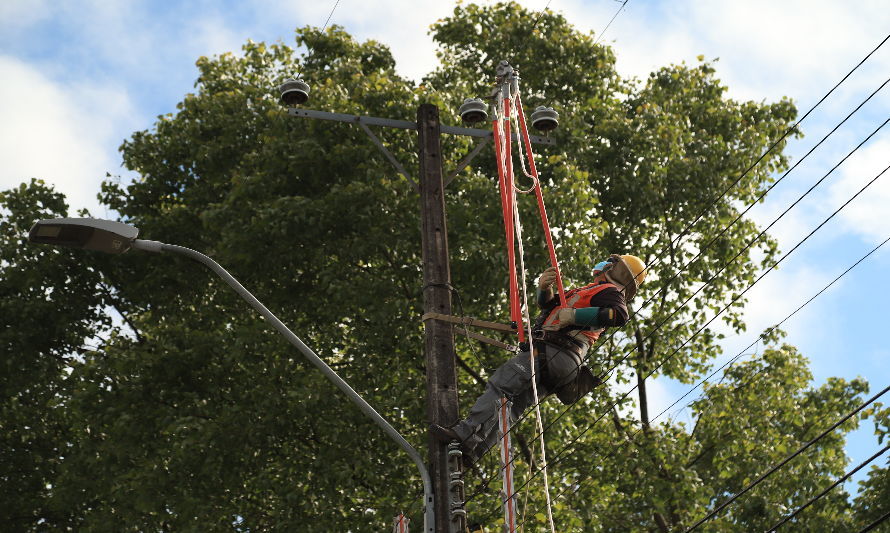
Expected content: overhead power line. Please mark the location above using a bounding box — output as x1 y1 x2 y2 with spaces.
550 232 890 504
463 27 890 509
464 25 890 450
321 0 341 32
593 0 630 46
766 444 890 531
684 384 890 532
471 38 890 460
493 108 890 476
858 510 890 533
469 153 890 503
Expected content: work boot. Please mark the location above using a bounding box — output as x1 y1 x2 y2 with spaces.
430 423 462 443
430 424 478 470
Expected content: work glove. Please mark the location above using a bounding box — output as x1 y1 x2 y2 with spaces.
537 266 558 290
542 307 575 331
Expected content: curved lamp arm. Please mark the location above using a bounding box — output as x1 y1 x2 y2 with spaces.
132 239 435 533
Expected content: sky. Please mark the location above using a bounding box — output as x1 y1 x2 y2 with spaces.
2 0 889 503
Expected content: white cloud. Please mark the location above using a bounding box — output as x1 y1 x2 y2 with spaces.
559 0 890 107
0 55 133 214
828 136 890 245
0 0 51 32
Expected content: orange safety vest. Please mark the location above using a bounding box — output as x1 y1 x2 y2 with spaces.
542 282 618 343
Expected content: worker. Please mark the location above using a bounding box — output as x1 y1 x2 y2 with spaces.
431 254 647 463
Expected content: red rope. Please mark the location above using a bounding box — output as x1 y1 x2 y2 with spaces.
493 92 565 340
514 94 567 306
493 106 525 341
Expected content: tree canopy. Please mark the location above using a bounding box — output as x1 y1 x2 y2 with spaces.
2 3 887 531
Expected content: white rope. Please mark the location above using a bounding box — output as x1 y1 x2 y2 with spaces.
510 134 557 533
510 94 541 195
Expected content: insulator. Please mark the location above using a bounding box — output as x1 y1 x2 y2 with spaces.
278 78 310 106
458 97 488 124
531 105 559 132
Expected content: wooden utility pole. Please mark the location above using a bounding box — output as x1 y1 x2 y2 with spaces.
418 103 460 533
287 96 553 532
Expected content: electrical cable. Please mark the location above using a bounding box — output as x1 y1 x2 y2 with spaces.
464 31 890 500
684 384 890 532
468 155 890 503
477 106 890 479
766 444 890 531
463 31 890 453
858 510 890 533
550 232 890 504
466 25 890 521
514 0 554 58
470 62 890 463
321 0 341 32
518 155 890 497
294 0 342 79
593 0 630 46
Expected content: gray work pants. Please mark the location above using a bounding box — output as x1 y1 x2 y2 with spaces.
452 346 558 460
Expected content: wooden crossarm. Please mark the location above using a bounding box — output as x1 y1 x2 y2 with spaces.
421 312 516 333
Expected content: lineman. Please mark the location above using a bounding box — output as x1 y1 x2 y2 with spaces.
431 254 647 462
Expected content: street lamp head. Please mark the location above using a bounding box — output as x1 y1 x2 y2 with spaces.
28 218 139 254
530 106 559 132
278 78 310 106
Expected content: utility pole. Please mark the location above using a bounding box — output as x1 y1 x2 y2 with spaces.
281 79 554 532
417 103 461 533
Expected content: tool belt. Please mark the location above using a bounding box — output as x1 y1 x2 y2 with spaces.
529 331 600 405
534 329 586 356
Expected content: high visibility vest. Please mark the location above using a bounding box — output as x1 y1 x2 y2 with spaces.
542 282 618 343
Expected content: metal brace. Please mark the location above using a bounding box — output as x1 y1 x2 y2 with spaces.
357 121 419 191
444 137 490 187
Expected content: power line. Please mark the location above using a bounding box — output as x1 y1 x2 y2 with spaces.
462 28 890 506
858 510 890 533
513 0 553 58
531 155 890 492
551 232 890 504
321 0 341 32
528 0 553 35
468 43 890 460
491 109 890 474
766 444 890 531
469 154 890 503
684 384 890 531
295 0 341 78
593 0 629 46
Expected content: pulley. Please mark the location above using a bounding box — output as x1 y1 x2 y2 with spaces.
530 106 559 132
278 78 310 106
458 98 488 124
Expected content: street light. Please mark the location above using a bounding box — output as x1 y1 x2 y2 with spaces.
29 217 435 532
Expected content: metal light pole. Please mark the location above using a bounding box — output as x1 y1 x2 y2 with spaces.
28 217 436 532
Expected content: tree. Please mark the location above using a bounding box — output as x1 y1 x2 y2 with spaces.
1 2 881 531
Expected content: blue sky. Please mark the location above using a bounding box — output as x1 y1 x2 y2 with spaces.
2 0 889 501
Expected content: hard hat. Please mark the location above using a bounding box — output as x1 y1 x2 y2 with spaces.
620 254 647 286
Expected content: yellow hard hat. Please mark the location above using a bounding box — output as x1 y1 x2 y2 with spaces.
620 254 647 286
